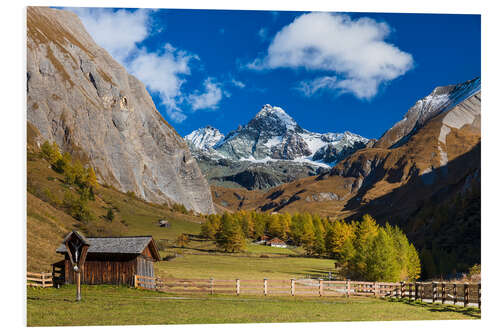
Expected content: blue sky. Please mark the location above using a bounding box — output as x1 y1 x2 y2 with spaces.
67 8 480 139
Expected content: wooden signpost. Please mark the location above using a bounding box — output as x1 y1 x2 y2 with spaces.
63 231 90 302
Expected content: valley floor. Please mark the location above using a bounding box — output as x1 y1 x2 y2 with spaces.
27 285 480 326
155 252 334 280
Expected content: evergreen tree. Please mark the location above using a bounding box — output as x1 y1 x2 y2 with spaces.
87 167 98 188
325 219 354 259
350 215 378 278
240 212 254 238
268 214 283 237
106 207 114 222
301 215 316 255
215 213 246 252
365 228 399 282
41 141 62 165
312 227 326 255
407 244 421 281
201 215 220 240
176 233 190 248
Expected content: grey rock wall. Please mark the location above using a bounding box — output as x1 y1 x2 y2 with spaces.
27 7 214 214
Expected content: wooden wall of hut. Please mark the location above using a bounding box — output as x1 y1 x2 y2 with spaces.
64 253 138 286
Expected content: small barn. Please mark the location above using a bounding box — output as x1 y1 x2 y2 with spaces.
53 231 161 286
267 237 287 248
158 219 169 228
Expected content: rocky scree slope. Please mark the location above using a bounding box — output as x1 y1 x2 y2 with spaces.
27 7 214 214
185 104 369 190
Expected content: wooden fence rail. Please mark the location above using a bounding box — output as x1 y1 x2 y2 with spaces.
134 275 480 308
27 272 53 288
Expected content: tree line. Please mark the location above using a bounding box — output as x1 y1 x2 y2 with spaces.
201 211 420 281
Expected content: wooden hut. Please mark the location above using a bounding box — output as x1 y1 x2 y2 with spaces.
53 231 161 286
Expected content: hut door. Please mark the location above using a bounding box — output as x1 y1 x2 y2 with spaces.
137 256 155 289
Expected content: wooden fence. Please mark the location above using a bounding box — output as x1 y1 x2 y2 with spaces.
27 272 53 288
134 276 480 308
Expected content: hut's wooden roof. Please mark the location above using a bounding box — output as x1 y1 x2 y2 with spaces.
56 235 160 259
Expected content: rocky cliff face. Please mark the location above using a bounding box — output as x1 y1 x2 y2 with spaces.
27 7 215 214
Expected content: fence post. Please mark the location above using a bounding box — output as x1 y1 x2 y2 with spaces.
210 277 214 295
464 283 469 307
441 283 446 304
264 278 268 296
478 283 481 309
319 279 323 297
432 282 437 303
415 283 419 301
401 281 405 299
453 283 457 305
375 282 379 297
42 273 46 288
291 279 295 296
236 279 240 296
346 280 351 298
408 283 412 300
134 275 138 288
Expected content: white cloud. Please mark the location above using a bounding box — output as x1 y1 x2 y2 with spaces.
128 44 197 121
231 78 246 88
67 7 150 64
296 76 337 97
248 12 413 99
188 78 223 111
67 7 228 123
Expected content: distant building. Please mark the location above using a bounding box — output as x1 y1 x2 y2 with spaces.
158 219 169 228
267 237 287 248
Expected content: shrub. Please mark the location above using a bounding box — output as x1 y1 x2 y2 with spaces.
63 190 93 222
172 203 189 214
175 234 190 248
106 207 114 222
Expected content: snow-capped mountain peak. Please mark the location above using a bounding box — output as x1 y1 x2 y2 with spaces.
190 104 370 167
254 104 298 131
184 126 224 150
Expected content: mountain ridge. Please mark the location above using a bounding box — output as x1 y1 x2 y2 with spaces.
186 104 370 166
184 104 371 190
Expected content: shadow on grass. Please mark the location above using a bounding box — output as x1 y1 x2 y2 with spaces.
387 298 481 319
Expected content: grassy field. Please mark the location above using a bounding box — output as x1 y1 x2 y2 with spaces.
155 253 335 279
27 285 480 326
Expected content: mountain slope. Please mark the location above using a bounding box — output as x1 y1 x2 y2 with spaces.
376 77 480 149
27 6 214 214
230 78 480 275
252 83 480 218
